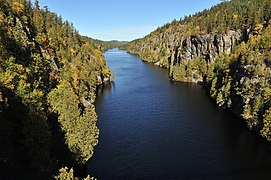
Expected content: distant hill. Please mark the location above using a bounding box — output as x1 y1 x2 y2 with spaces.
82 37 128 51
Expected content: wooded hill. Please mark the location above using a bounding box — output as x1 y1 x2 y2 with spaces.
126 0 271 140
0 0 111 179
83 37 128 52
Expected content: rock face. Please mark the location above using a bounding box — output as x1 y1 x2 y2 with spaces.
127 27 247 123
176 30 241 63
125 0 271 141
128 26 242 68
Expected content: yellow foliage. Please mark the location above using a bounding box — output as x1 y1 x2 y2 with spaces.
49 71 58 81
103 67 110 77
55 167 77 180
93 48 105 63
45 54 51 60
17 64 24 73
49 37 56 48
55 167 94 180
70 48 76 57
0 12 5 26
11 2 25 15
254 23 264 32
195 26 201 32
230 42 248 62
233 13 238 21
261 108 271 141
264 87 271 103
72 72 79 94
36 33 47 45
31 89 44 99
22 15 28 24
242 104 252 120
0 71 16 89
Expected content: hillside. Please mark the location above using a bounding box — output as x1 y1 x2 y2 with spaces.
83 37 128 52
0 0 111 179
126 0 271 140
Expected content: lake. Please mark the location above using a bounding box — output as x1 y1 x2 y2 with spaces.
87 48 271 179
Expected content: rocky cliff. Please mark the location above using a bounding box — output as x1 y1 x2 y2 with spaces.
126 1 271 141
128 25 242 69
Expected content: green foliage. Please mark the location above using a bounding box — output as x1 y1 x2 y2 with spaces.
210 76 218 98
22 107 54 177
127 0 271 64
171 58 206 83
0 0 110 178
261 108 271 140
48 80 99 163
172 65 186 81
126 0 271 140
82 37 128 51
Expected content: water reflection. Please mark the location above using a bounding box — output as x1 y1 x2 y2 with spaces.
88 49 271 180
96 81 115 97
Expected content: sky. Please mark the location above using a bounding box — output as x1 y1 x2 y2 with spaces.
37 0 222 41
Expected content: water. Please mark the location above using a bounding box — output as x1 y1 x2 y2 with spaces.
87 48 271 179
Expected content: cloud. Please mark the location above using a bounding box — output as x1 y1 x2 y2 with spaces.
88 26 158 41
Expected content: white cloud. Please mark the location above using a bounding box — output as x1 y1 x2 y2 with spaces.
88 26 158 41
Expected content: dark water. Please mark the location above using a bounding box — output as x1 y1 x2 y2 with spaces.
87 48 271 179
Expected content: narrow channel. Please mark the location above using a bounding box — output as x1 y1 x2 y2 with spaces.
87 48 271 179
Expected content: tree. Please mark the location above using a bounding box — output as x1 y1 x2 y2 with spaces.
261 108 271 141
55 167 94 180
210 77 218 98
0 11 5 26
0 0 111 177
48 80 99 163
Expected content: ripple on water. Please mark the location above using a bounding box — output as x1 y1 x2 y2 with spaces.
88 49 271 180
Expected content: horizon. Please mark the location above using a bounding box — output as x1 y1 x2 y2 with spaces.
37 0 222 41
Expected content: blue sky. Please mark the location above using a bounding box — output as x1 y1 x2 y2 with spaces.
38 0 221 41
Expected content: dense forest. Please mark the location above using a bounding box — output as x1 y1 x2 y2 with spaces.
83 37 128 52
0 0 113 179
126 0 271 140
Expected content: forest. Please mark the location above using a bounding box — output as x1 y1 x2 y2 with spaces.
0 0 114 179
2 0 271 179
126 0 271 140
83 37 128 52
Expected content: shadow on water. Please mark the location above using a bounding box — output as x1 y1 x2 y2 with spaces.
88 49 271 180
96 81 115 98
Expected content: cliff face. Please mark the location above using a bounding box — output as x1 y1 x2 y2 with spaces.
128 26 242 69
174 30 241 63
127 21 271 140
